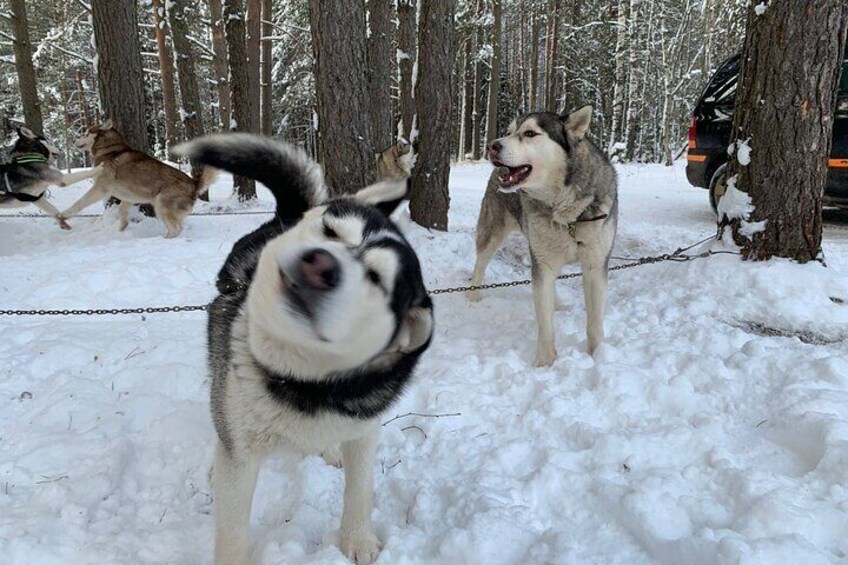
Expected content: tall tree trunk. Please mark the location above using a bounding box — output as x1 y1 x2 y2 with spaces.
91 0 148 152
208 0 231 130
396 0 416 140
246 0 261 132
485 0 501 145
225 0 257 200
470 1 483 160
310 0 376 194
528 11 539 111
260 0 272 135
545 0 561 112
168 0 205 144
367 0 394 151
608 0 627 155
153 0 179 150
623 0 640 161
722 1 848 262
410 0 453 231
9 0 44 133
458 37 472 160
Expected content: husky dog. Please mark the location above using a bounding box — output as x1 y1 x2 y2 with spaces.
376 138 415 180
0 127 101 229
61 120 216 237
469 106 618 366
175 134 433 565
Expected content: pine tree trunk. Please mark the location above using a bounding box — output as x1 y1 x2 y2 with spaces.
9 0 44 134
367 0 394 151
225 0 257 200
208 0 231 130
545 0 561 112
91 0 148 152
608 0 627 154
309 0 376 194
528 12 539 111
410 0 453 231
623 0 640 161
458 37 472 160
246 0 262 132
153 0 179 150
260 0 272 135
168 0 205 144
470 2 483 160
485 0 501 145
396 0 416 140
722 0 848 262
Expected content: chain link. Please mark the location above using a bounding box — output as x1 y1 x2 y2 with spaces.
0 210 275 219
0 239 720 317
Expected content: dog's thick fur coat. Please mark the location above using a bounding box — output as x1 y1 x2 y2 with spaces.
470 106 618 366
62 120 216 237
176 134 432 564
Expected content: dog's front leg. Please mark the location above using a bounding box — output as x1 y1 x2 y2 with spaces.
59 164 103 187
32 198 71 230
212 442 260 565
340 428 380 564
60 184 108 219
531 259 558 367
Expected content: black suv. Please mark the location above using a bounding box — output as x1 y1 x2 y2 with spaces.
686 51 848 212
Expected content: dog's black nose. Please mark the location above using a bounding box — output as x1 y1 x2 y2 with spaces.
299 249 341 290
489 141 502 153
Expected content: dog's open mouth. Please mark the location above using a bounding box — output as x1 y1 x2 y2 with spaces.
493 162 532 190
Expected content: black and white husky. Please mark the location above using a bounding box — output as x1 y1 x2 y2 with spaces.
175 134 433 565
0 127 101 229
469 106 618 366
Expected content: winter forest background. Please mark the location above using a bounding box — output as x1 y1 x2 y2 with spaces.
0 0 747 172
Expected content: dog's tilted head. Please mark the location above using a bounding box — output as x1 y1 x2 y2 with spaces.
13 127 60 162
376 138 415 180
177 134 433 377
487 105 594 194
75 119 125 154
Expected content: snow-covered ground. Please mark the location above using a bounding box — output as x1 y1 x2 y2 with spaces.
2 162 848 564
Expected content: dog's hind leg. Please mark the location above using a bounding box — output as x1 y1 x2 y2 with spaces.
579 250 609 355
117 201 131 232
467 207 515 303
212 442 260 565
33 198 71 230
340 428 381 565
531 258 559 367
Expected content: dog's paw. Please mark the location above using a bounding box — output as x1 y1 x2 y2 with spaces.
57 217 72 230
466 289 482 303
341 528 380 564
321 446 343 468
533 346 557 367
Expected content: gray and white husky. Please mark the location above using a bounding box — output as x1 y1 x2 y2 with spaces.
0 127 101 229
469 106 618 366
175 134 433 565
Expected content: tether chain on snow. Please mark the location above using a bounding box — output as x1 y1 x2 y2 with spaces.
0 236 722 317
0 210 275 219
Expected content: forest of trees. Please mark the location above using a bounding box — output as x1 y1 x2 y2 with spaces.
0 0 749 172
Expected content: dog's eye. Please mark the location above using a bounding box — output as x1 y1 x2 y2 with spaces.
366 269 382 286
322 223 338 239
523 131 539 138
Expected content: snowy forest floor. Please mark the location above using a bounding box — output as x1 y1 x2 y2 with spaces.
1 162 848 564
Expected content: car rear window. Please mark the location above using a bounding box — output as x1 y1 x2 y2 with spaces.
701 55 740 105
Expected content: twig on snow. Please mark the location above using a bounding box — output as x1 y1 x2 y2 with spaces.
382 411 461 426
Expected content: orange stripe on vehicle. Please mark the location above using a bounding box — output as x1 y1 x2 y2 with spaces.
688 140 696 149
829 158 848 168
687 154 707 162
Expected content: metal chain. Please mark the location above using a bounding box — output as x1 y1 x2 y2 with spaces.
0 239 720 316
0 210 275 219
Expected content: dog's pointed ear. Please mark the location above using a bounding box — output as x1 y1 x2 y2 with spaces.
562 105 593 141
390 301 434 354
101 119 114 130
19 126 35 139
353 179 407 216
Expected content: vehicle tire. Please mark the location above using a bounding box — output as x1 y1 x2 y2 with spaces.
708 163 729 216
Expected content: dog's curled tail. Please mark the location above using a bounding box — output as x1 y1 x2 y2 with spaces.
193 166 218 198
174 134 327 221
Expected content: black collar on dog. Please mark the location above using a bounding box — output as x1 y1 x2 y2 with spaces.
576 213 608 223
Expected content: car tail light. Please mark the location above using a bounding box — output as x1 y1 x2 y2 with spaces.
688 117 697 149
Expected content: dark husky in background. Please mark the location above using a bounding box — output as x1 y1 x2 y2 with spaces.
0 127 101 229
175 134 433 565
469 106 618 366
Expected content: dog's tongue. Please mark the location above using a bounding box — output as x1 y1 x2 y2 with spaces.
497 165 531 189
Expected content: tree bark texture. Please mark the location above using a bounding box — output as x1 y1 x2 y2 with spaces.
310 0 376 194
9 0 43 134
485 0 501 145
225 0 257 199
261 0 273 135
168 0 205 144
528 12 539 111
91 0 148 152
545 0 561 112
396 0 416 141
153 0 180 150
247 0 262 132
410 0 453 231
367 0 394 151
208 0 231 130
723 0 848 262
